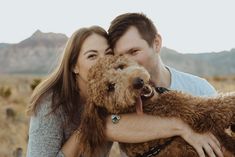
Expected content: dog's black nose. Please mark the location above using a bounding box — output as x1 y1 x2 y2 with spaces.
133 77 144 89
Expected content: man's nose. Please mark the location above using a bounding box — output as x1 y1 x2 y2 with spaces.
100 54 104 58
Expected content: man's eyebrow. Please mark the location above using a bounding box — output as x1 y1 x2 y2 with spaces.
105 47 111 52
84 50 98 55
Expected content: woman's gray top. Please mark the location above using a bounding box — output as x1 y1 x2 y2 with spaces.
26 93 112 157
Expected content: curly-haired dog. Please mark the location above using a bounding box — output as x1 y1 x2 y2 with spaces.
78 55 235 157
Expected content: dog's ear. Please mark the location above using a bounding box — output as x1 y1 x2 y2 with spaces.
78 101 108 157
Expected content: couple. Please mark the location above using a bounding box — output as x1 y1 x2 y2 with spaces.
26 13 223 157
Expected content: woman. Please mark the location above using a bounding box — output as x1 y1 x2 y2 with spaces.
26 26 222 157
27 26 113 157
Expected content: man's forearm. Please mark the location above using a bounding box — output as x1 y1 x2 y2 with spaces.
106 113 184 143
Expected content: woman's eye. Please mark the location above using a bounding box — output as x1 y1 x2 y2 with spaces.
87 54 96 59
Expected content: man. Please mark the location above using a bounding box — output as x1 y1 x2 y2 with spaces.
106 13 223 157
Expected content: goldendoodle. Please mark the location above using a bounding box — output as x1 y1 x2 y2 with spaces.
78 55 235 157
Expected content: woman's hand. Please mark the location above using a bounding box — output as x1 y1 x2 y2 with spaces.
180 122 224 157
61 130 81 157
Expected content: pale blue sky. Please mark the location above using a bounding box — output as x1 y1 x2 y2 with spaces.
0 0 234 53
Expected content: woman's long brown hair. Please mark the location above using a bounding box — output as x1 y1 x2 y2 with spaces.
27 26 108 125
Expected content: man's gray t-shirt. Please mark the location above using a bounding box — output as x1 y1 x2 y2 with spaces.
168 67 216 96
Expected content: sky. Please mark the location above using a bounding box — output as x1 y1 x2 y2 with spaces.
0 0 235 53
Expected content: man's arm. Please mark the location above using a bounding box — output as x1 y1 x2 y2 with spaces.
106 113 223 157
106 113 182 142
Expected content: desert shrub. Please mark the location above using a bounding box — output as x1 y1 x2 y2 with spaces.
212 76 227 82
13 147 23 157
0 86 12 98
5 107 16 120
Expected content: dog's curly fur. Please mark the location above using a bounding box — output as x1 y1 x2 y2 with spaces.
78 55 235 157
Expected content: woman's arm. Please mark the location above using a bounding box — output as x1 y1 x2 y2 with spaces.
26 100 65 157
106 113 223 157
27 99 87 157
61 131 113 157
27 97 112 157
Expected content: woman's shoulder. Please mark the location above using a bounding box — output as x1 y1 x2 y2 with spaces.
29 91 66 133
35 91 64 119
27 92 67 156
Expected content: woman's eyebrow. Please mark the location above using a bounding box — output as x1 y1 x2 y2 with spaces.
84 50 98 55
105 47 111 52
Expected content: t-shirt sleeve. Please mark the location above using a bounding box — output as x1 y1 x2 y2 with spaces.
26 96 65 157
199 79 217 96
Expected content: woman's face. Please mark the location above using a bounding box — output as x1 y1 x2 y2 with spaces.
74 33 112 86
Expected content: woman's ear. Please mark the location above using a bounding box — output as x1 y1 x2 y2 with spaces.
73 66 79 74
153 34 162 53
78 101 107 157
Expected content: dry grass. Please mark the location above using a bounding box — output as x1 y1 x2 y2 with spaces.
0 74 42 157
0 74 234 157
206 75 235 92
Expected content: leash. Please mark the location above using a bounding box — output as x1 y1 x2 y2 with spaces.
136 137 175 157
136 86 171 157
154 87 170 94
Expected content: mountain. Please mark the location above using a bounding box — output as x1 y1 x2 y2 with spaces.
0 30 234 76
0 43 10 48
160 47 235 76
0 30 68 74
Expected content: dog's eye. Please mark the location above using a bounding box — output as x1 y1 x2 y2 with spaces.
107 83 115 92
116 64 126 70
231 124 235 132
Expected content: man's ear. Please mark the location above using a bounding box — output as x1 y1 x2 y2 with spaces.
153 34 162 53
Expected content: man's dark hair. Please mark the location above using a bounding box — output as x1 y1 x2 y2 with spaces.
108 13 158 48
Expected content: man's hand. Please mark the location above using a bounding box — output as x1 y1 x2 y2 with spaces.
181 125 224 157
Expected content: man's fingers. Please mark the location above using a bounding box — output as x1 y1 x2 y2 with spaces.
208 133 224 157
208 141 224 157
209 133 221 149
195 147 206 157
203 144 216 157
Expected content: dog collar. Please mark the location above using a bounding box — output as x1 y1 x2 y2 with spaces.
155 87 170 94
135 137 174 157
